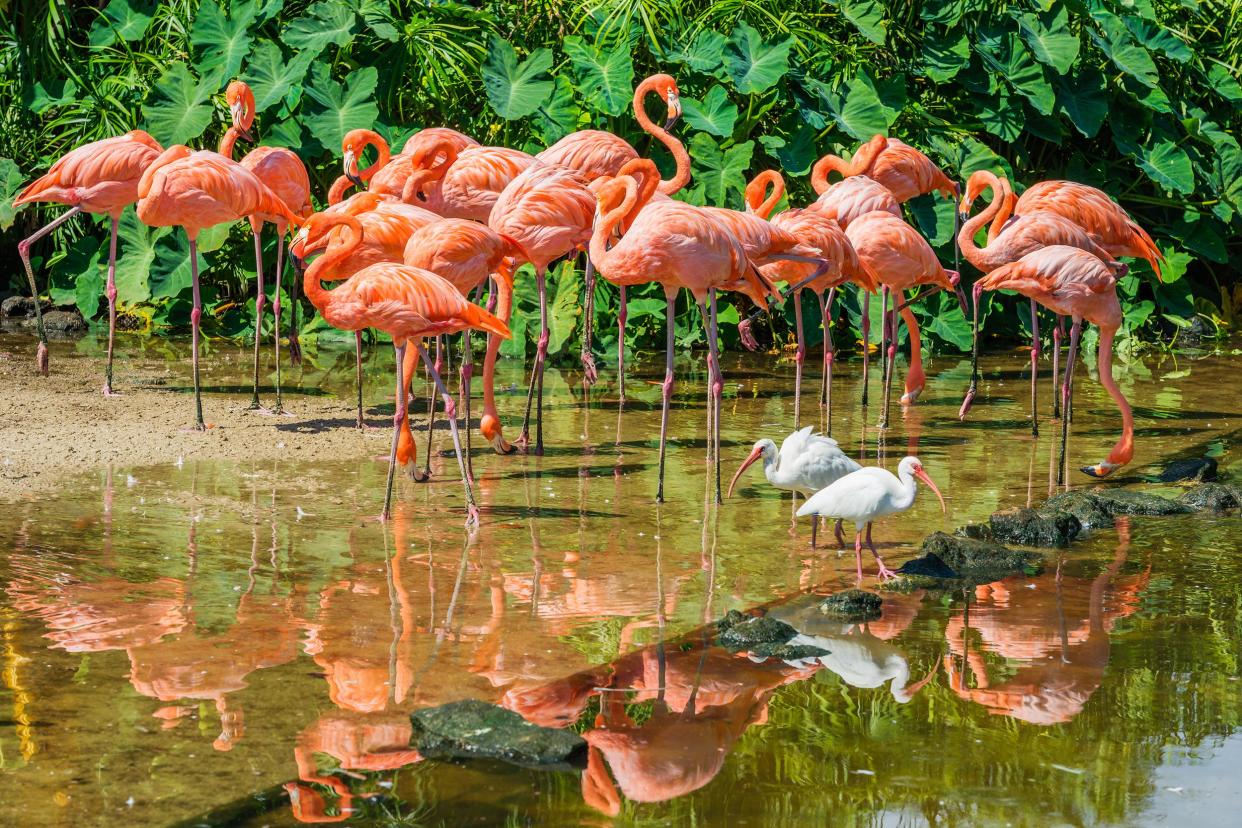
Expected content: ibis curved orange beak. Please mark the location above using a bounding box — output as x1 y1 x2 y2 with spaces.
914 466 946 514
727 444 765 498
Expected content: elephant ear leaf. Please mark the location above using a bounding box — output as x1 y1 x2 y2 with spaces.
190 0 257 88
482 35 554 120
282 0 358 58
243 41 314 113
830 0 887 46
690 133 753 206
681 85 738 138
302 63 381 154
143 62 214 146
0 158 25 230
89 0 157 48
723 22 792 95
563 36 634 117
1016 6 1079 75
1137 139 1195 194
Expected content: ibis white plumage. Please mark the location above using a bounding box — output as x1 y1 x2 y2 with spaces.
797 456 946 582
727 426 861 546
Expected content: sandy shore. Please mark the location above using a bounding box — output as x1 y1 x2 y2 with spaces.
0 334 397 501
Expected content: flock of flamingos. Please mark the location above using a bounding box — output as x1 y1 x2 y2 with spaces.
12 72 1163 565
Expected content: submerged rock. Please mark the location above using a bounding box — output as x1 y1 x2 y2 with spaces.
1177 483 1242 513
718 614 797 650
1090 489 1190 516
897 552 959 579
986 507 1081 547
818 589 883 622
411 699 586 769
42 309 87 333
1 296 50 318
1044 491 1115 531
1156 457 1218 483
921 532 1043 583
750 641 831 660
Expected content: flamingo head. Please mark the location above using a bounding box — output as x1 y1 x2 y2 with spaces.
650 74 681 130
899 456 946 514
727 439 777 498
225 80 255 140
1080 460 1121 478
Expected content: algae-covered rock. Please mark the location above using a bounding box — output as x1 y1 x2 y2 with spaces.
956 523 993 541
921 532 1044 583
1091 489 1191 516
818 589 883 622
897 552 959 579
1156 457 1217 483
718 615 797 650
1177 483 1242 513
411 700 586 768
750 641 831 660
1044 491 1115 530
987 507 1081 547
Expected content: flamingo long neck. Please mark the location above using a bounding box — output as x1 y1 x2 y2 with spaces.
137 144 192 200
350 130 391 182
327 175 353 205
302 216 363 313
634 78 690 196
589 177 639 274
218 126 244 160
1096 325 1134 469
614 158 660 231
746 171 784 218
481 265 515 449
989 179 1015 243
957 171 1006 271
810 154 852 195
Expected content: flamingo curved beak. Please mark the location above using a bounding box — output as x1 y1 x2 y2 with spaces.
664 92 682 131
727 444 765 498
913 466 946 514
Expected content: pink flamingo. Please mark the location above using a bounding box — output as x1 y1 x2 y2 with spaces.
402 142 533 221
12 130 163 386
811 134 957 203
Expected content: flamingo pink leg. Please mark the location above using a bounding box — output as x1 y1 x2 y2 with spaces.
818 288 837 435
1051 316 1064 419
617 285 627 401
418 343 480 528
354 331 367 429
247 228 266 410
103 216 120 395
381 342 408 521
188 237 205 430
17 205 82 376
519 269 549 454
581 257 598 385
860 288 870 407
655 289 676 503
793 289 806 430
1029 299 1040 437
272 231 285 414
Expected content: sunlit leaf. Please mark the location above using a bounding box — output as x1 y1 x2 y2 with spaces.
25 78 78 114
920 0 965 26
978 31 1055 115
829 0 887 46
1017 6 1079 75
564 36 634 117
0 158 24 230
190 0 257 88
1206 64 1242 102
681 85 737 138
547 260 581 357
302 63 380 153
1090 13 1159 88
665 29 726 75
282 0 358 58
723 22 792 95
922 28 970 82
49 234 104 317
1123 17 1191 63
482 35 554 120
690 133 753 206
975 90 1024 142
142 62 214 147
824 76 888 141
88 0 156 48
758 124 817 176
1137 140 1195 193
242 41 314 113
531 75 579 146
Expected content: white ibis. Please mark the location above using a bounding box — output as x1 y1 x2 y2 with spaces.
727 426 861 546
797 456 946 582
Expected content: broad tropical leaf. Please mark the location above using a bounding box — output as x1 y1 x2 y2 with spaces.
690 133 753 206
191 0 257 87
142 62 214 147
665 29 726 75
546 260 581 357
681 85 737 138
975 90 1024 141
88 0 156 48
49 234 104 317
1016 7 1079 75
302 63 381 153
922 28 970 82
723 23 792 95
531 75 579 146
482 36 553 120
243 41 314 113
0 158 26 230
830 0 887 46
1137 139 1194 193
563 36 634 117
1207 64 1242 102
758 125 818 177
824 77 888 141
26 79 78 114
921 0 965 26
1123 17 1190 63
1090 14 1159 88
282 0 358 58
978 31 1055 115
1055 68 1108 138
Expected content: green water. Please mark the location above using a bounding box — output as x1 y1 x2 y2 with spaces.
1 336 1239 827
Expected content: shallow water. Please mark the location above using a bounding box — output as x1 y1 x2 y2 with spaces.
1 334 1240 827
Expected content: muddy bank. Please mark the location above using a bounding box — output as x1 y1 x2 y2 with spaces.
0 340 399 501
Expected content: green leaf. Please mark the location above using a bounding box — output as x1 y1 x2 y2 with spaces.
53 235 105 317
142 62 214 147
282 0 358 58
531 75 579 146
1136 140 1194 194
690 133 753 206
1017 7 1079 75
563 36 634 117
191 1 256 87
546 260 581 357
1207 64 1242 103
113 211 156 305
681 85 737 138
922 28 970 82
830 0 887 46
758 124 818 176
254 0 285 24
665 29 726 75
1090 14 1159 88
1123 76 1172 113
1055 68 1108 138
0 158 24 230
825 76 888 141
88 0 156 48
1155 245 1192 284
242 42 314 113
482 35 554 120
26 78 78 114
921 0 965 26
908 195 957 247
979 31 1055 115
302 63 380 153
722 22 792 95
1123 18 1190 63
928 133 1012 180
975 90 1024 141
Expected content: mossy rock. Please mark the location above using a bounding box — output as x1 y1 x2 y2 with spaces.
921 531 1044 584
986 507 1081 547
1044 491 1115 530
818 589 883 622
749 641 830 660
1090 489 1191 516
411 700 586 769
718 615 797 650
1155 457 1217 483
1177 482 1242 513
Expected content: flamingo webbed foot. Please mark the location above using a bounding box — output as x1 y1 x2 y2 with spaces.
36 342 49 376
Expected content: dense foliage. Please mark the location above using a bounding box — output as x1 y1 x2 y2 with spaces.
1 0 1238 362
